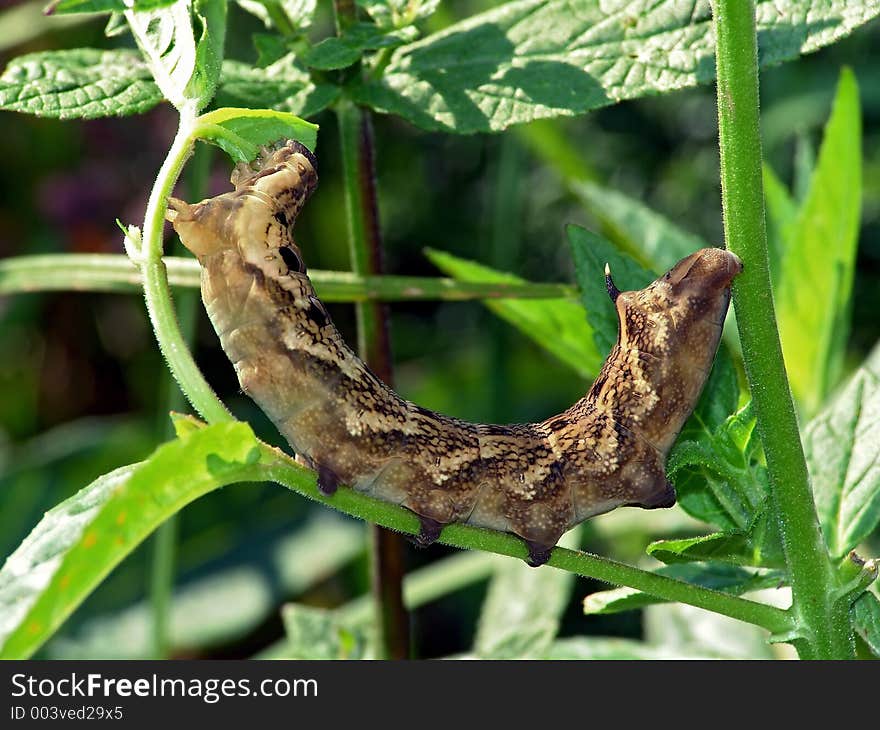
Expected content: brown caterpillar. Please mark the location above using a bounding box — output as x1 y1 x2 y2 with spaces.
167 140 742 567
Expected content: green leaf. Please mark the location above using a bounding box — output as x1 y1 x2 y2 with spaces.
252 32 289 68
0 422 269 659
644 601 775 659
647 516 786 570
125 0 227 113
194 107 318 163
215 55 340 118
473 528 580 658
572 182 709 273
303 23 417 71
46 0 176 14
47 514 364 659
0 49 163 118
775 68 861 417
853 590 880 658
236 0 317 32
303 38 363 71
668 402 772 534
566 224 654 356
352 0 880 134
583 563 784 615
282 604 370 659
762 164 796 285
425 248 602 379
805 342 880 558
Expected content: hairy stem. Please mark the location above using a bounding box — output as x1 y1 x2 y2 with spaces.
337 99 410 658
0 254 575 301
138 118 231 425
712 0 850 657
149 142 211 658
254 446 793 635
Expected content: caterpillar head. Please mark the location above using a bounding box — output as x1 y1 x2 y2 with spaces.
167 139 318 267
607 248 742 353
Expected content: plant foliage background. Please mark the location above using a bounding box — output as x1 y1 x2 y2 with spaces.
0 0 878 659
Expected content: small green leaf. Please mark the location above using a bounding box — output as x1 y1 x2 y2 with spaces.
572 182 709 273
566 224 654 356
775 68 861 417
425 248 602 379
669 402 772 535
806 342 880 558
583 563 784 615
644 601 776 659
0 49 162 118
302 23 418 70
761 164 795 285
647 516 786 569
194 107 318 163
853 590 880 658
474 528 580 658
170 412 205 438
215 56 340 118
252 32 289 68
303 37 362 71
104 11 129 37
352 0 880 134
0 422 271 659
125 0 226 113
282 604 370 659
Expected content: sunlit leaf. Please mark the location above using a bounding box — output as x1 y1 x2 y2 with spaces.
775 68 861 416
426 248 602 379
353 0 880 134
473 528 580 658
0 422 273 659
806 342 880 558
0 49 162 118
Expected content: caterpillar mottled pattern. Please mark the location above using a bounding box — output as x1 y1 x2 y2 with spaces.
167 140 742 566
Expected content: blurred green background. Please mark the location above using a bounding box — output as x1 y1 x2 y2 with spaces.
1 0 878 658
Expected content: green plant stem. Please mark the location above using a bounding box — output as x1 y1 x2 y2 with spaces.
337 98 410 659
0 254 575 300
138 118 230 425
253 445 792 635
712 0 850 658
148 142 211 659
149 515 177 658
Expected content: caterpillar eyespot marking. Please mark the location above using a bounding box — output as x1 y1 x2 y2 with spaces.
168 140 743 568
279 246 304 273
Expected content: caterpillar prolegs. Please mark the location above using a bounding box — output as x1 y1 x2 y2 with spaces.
167 140 742 567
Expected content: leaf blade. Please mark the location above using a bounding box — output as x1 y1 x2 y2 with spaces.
775 68 862 416
0 422 273 659
352 0 880 134
0 48 162 118
806 342 880 558
426 248 602 379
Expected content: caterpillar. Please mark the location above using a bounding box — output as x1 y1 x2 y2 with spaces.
167 140 742 567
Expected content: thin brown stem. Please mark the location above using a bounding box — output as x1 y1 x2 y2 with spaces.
337 96 410 659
